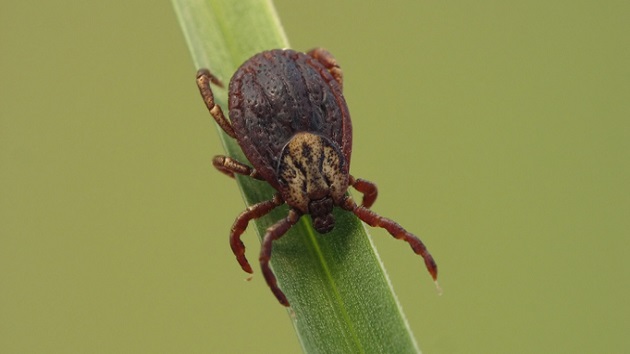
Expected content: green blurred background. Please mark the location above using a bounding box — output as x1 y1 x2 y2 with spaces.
2 1 629 352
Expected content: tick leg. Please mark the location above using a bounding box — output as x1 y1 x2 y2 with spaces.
212 155 264 180
230 194 285 274
350 175 378 208
342 197 438 284
196 69 236 139
260 209 301 306
307 48 344 91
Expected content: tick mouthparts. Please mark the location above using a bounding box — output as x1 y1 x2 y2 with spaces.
313 214 335 234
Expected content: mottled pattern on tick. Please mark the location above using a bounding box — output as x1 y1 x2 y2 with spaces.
277 132 348 213
228 49 352 189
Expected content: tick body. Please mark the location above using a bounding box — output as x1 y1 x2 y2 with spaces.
196 49 437 306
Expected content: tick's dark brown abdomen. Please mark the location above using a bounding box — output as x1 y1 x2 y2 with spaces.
228 49 352 187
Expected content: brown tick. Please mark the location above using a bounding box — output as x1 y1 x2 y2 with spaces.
196 48 438 306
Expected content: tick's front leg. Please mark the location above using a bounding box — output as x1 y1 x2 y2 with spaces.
230 194 284 274
260 209 301 307
342 196 439 287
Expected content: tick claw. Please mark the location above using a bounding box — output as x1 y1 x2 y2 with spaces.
434 280 443 296
288 307 296 319
242 263 253 274
236 257 253 274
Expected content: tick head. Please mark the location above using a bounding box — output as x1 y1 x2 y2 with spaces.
277 132 349 231
309 197 334 233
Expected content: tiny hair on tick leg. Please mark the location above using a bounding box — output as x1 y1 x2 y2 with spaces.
196 48 438 307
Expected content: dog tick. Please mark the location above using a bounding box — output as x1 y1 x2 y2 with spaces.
196 48 438 306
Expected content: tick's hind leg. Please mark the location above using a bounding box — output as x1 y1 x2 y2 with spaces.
196 69 236 138
212 155 263 180
260 209 301 306
307 48 344 90
230 194 284 274
350 176 378 208
342 197 439 287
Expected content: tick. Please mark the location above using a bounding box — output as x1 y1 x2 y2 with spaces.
196 48 438 306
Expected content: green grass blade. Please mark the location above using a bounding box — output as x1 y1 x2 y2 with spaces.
171 0 422 352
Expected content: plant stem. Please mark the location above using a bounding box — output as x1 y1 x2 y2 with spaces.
171 0 422 352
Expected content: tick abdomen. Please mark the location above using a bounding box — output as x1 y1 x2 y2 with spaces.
227 49 352 186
